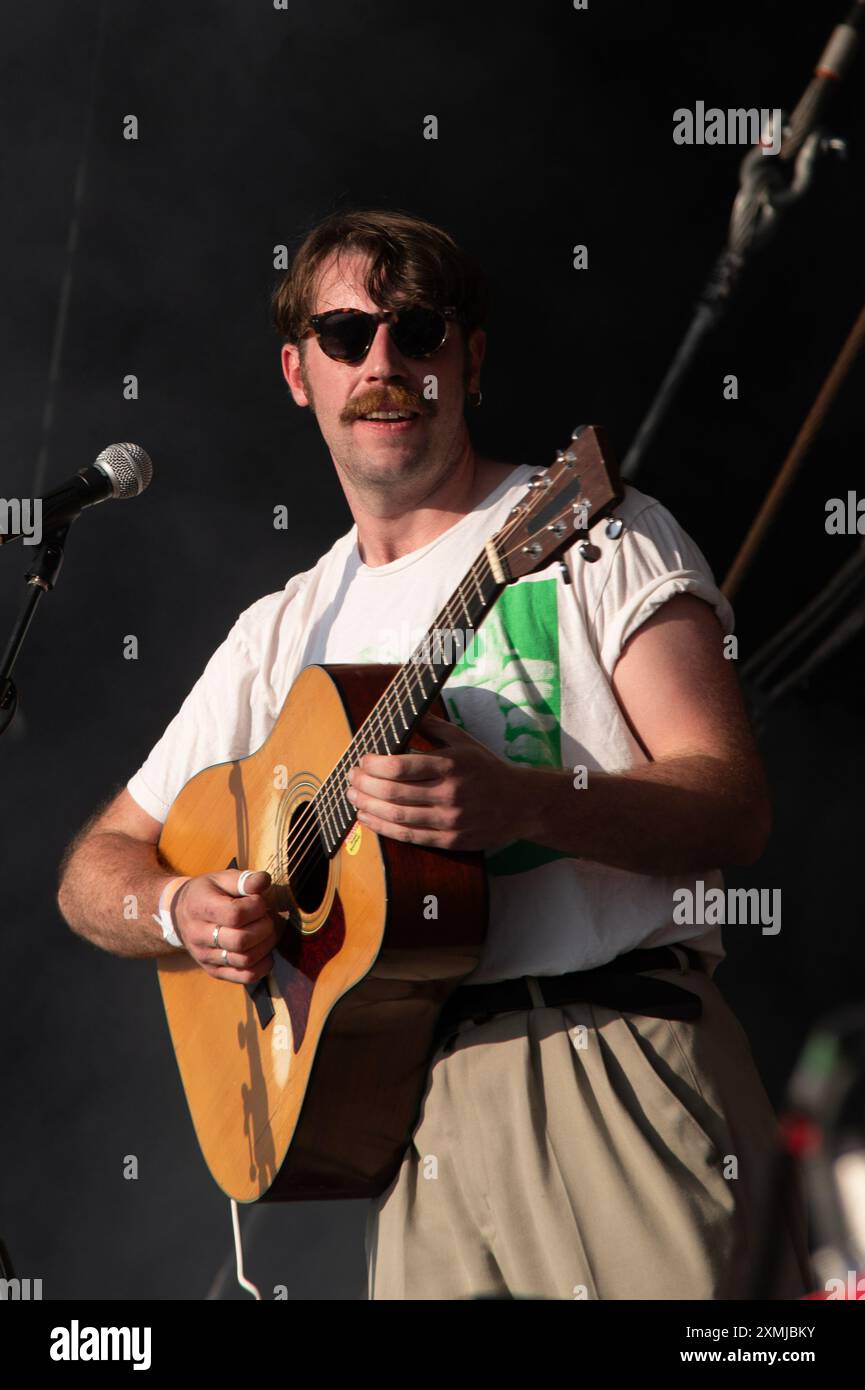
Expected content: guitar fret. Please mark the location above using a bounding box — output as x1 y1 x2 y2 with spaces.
321 799 338 853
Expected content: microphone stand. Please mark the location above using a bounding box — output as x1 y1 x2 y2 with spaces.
0 521 75 738
621 2 864 481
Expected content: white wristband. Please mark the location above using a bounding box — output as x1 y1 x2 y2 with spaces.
152 876 191 949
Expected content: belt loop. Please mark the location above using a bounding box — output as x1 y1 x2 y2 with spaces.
524 975 546 1008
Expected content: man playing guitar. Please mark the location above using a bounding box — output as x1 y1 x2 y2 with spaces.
58 208 811 1300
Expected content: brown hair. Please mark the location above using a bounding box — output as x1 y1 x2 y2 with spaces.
271 208 488 348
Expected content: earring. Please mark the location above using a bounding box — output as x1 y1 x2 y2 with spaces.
467 389 483 408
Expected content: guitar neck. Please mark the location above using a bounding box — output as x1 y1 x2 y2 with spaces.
314 538 507 855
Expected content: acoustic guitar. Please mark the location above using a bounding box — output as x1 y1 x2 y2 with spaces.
156 425 622 1202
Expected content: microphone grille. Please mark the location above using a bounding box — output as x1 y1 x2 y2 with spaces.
95 443 154 499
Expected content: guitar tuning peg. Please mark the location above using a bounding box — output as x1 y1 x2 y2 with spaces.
605 517 624 539
558 559 572 585
577 540 601 563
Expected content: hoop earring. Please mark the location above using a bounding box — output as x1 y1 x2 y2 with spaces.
467 389 483 408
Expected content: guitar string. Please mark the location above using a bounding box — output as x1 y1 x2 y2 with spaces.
263 489 580 897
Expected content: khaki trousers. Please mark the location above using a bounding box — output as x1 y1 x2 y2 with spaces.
365 962 813 1300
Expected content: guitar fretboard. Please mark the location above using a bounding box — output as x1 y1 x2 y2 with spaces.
313 545 506 856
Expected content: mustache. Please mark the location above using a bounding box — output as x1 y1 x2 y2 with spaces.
341 386 435 423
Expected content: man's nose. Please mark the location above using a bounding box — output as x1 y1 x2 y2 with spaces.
362 321 409 380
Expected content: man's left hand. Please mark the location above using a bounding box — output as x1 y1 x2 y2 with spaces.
345 712 526 852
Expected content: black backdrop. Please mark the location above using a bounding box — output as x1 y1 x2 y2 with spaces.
2 0 864 1299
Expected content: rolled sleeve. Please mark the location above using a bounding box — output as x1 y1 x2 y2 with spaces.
593 500 734 679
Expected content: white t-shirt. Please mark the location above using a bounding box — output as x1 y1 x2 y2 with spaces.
127 465 734 983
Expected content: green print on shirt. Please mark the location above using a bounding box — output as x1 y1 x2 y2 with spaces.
443 579 571 877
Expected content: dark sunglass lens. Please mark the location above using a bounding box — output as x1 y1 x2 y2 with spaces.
318 311 372 361
392 307 446 357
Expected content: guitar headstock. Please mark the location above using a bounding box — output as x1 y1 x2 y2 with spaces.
490 424 624 581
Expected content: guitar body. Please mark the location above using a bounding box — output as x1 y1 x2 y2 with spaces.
156 663 488 1203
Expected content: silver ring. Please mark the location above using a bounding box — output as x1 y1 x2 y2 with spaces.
221 948 229 965
212 926 221 948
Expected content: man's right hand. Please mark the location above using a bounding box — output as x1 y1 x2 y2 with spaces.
172 869 278 984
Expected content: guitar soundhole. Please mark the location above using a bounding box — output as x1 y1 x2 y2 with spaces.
288 800 329 913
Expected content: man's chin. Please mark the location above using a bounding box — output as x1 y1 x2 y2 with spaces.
337 445 429 489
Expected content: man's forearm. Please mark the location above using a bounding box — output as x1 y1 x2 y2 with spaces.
511 753 770 876
58 831 178 958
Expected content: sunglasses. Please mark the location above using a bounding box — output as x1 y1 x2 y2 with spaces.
303 304 457 364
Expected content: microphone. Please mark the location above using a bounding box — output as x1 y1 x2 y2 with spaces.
0 442 153 545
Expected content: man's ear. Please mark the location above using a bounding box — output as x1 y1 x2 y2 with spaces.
281 342 311 407
466 327 486 393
